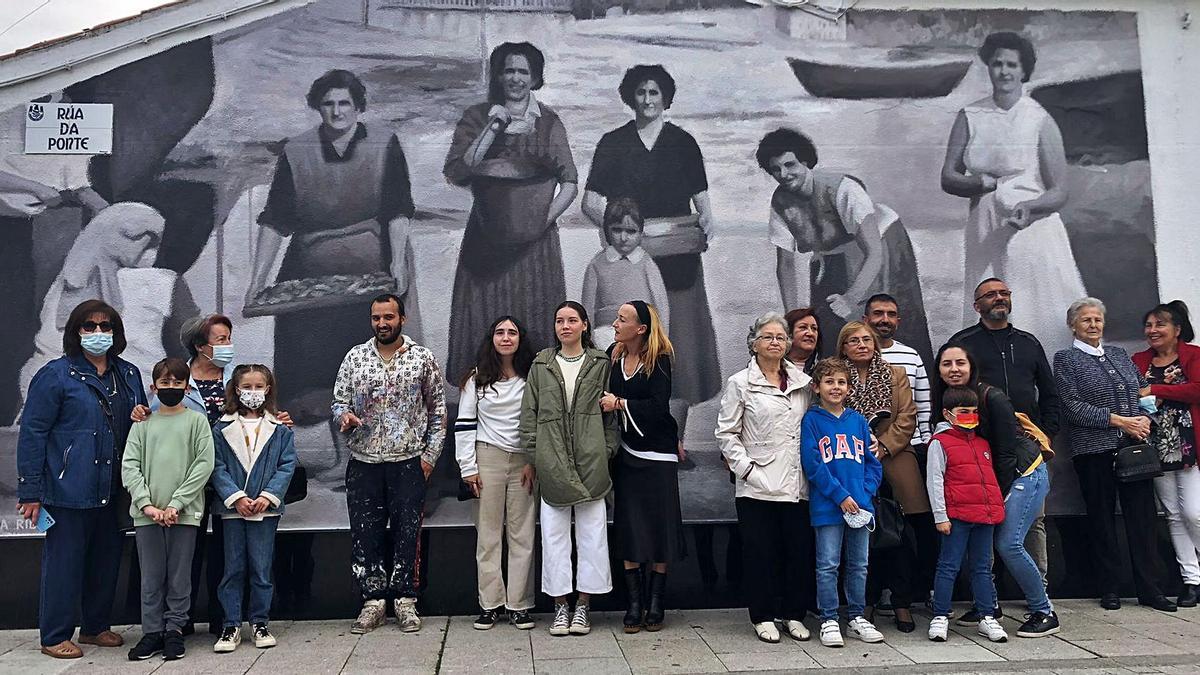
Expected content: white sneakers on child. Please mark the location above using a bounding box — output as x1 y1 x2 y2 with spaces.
928 615 949 642
819 620 843 647
847 616 884 643
977 616 1009 643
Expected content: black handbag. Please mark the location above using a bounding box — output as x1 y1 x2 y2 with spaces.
870 496 906 550
1114 440 1162 482
283 465 308 504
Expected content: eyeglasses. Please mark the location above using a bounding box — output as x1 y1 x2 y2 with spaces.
81 321 114 332
844 336 874 346
975 290 1012 302
756 335 789 343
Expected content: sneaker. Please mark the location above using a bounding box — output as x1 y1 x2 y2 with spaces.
783 619 810 641
252 623 276 649
549 603 571 636
848 616 885 643
819 619 843 648
569 604 591 635
510 610 535 630
928 615 949 642
127 632 164 661
956 605 1003 626
474 607 499 630
395 598 422 633
351 600 386 634
1017 611 1060 638
977 616 1008 643
213 626 241 653
163 630 185 660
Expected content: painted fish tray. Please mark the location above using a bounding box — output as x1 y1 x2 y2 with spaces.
243 272 397 317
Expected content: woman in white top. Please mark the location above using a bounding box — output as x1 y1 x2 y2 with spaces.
715 312 815 644
941 31 1086 343
455 316 538 631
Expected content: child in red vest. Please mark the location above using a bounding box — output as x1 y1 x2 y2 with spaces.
925 386 1007 643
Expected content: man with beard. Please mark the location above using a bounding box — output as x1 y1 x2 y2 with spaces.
948 277 1059 618
865 294 932 452
331 294 446 635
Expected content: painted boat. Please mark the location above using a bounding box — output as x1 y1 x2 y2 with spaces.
787 48 972 99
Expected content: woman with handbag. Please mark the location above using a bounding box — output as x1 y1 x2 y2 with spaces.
1053 297 1175 612
1133 301 1200 608
836 321 929 632
934 343 1061 637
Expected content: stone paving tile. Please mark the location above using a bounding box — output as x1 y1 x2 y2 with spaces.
249 620 359 674
888 640 1006 664
440 615 532 674
693 621 814 655
715 648 822 671
1067 637 1188 658
617 633 726 674
799 638 914 669
0 645 76 675
534 656 633 674
531 624 623 659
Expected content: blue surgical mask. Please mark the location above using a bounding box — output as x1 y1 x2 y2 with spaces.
209 344 235 368
1139 395 1158 414
80 332 113 356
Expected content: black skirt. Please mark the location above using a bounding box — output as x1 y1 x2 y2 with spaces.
613 451 686 564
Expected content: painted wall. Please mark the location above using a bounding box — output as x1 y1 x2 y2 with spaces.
0 0 1196 535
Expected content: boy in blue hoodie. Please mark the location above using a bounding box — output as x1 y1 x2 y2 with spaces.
801 358 884 648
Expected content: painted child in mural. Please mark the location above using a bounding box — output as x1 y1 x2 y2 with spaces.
582 197 670 349
757 127 932 362
249 69 421 424
941 31 1085 340
443 42 579 384
582 64 720 442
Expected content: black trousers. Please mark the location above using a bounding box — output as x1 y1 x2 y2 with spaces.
866 533 918 609
347 457 426 600
735 497 815 624
1074 452 1164 599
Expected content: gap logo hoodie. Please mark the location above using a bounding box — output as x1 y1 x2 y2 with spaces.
801 405 884 527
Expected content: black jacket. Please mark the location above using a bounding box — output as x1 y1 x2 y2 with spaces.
948 322 1060 437
606 346 679 456
978 384 1042 495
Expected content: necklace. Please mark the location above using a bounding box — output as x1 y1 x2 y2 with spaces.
557 350 585 363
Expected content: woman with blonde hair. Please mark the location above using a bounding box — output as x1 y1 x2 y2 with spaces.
601 301 684 633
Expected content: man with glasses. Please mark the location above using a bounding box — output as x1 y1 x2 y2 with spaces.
947 277 1060 620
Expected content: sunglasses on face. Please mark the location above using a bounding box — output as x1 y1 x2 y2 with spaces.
81 321 114 332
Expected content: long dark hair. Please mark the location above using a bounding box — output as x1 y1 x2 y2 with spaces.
553 301 595 350
1144 300 1196 344
63 299 127 357
931 342 982 435
460 315 535 393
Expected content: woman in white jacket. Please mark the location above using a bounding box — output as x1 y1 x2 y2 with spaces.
715 312 815 643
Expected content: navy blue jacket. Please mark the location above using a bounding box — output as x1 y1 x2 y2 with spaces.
1053 344 1148 457
210 413 297 517
17 354 147 508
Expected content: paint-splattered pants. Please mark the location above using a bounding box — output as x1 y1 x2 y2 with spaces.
346 457 425 600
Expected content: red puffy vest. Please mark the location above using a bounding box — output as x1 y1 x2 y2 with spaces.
934 427 1005 525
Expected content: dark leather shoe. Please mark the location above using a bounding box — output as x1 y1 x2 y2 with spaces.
1100 593 1121 610
893 608 915 633
1178 584 1199 608
78 630 124 647
1140 595 1178 612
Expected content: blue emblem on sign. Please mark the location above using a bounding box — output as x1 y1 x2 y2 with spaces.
27 104 43 122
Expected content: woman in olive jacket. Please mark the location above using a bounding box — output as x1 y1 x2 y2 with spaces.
519 301 618 637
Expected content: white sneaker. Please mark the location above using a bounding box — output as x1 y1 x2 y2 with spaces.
819 620 843 648
395 598 422 633
977 616 1008 643
783 619 810 641
351 600 386 634
753 621 780 643
848 616 885 643
928 615 949 642
252 623 276 649
213 625 241 653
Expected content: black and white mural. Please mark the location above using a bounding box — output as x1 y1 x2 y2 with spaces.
0 2 1156 533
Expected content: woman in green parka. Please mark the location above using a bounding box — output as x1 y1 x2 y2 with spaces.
520 300 618 637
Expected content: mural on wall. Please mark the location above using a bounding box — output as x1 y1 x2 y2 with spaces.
0 1 1156 534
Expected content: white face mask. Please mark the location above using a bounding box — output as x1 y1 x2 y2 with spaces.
238 388 266 410
843 509 875 530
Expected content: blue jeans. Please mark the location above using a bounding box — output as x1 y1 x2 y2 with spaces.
814 523 870 621
38 504 122 646
934 519 996 617
996 463 1053 614
219 517 280 626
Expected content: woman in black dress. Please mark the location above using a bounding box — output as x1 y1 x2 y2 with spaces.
600 300 684 633
584 64 720 442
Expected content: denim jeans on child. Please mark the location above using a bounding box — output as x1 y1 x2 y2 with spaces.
220 517 280 627
815 523 870 621
996 463 1053 614
933 519 996 617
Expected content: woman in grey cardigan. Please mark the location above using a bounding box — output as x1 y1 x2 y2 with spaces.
1053 297 1174 612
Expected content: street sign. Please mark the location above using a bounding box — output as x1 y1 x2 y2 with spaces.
24 103 113 154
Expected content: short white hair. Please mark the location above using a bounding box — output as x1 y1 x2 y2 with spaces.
1067 297 1106 328
746 312 790 355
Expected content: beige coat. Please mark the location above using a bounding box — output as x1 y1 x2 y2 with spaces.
873 365 931 515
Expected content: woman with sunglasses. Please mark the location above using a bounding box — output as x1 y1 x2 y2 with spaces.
16 299 148 659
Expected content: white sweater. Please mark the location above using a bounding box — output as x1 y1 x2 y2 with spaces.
454 376 526 478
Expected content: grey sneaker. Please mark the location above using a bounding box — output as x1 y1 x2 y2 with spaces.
395 598 422 633
569 604 591 635
350 600 386 634
549 603 571 636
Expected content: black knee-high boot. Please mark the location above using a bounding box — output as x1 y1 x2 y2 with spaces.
645 570 667 631
623 567 643 633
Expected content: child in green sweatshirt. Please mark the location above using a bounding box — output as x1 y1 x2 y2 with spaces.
121 357 215 662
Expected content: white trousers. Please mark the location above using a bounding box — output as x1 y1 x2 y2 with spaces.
540 498 612 597
1154 467 1200 585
